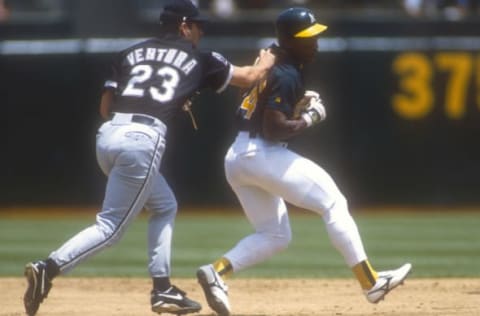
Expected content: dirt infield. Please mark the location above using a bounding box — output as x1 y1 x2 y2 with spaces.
3 278 479 316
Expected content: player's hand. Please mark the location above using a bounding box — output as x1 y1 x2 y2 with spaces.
255 48 275 70
304 90 320 100
301 94 326 127
294 90 320 119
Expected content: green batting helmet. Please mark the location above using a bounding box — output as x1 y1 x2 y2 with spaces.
275 7 327 39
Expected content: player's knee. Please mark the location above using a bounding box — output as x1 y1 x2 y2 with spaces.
323 194 350 224
267 230 292 253
335 194 348 211
146 197 178 217
151 199 177 217
166 199 178 216
96 217 125 247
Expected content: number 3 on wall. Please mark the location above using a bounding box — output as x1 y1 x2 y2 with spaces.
392 52 473 120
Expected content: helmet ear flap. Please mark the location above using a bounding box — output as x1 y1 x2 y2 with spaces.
277 35 293 51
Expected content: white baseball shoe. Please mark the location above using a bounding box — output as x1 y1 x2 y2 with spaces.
197 264 231 316
365 262 412 303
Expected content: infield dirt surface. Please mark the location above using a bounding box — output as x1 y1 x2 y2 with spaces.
3 277 479 316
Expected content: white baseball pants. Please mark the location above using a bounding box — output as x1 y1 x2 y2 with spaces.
223 132 368 271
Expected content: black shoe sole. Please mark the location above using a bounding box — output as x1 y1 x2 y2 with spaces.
24 264 40 316
151 304 201 315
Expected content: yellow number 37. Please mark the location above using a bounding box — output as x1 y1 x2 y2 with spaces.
392 52 475 120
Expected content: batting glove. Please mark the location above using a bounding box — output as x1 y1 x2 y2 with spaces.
301 95 326 127
293 90 320 119
304 90 320 99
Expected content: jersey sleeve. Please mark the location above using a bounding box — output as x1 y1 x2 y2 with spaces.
103 53 122 91
265 69 296 115
200 51 233 93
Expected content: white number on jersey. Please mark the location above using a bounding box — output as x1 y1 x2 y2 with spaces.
122 65 180 103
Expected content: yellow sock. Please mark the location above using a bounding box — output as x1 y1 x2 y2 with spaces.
213 257 233 278
352 260 378 290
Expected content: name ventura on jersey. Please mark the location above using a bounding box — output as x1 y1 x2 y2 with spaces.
126 47 198 76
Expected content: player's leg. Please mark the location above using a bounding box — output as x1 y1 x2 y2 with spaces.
259 148 411 303
49 124 165 273
198 186 291 316
268 150 371 269
145 174 201 314
24 123 165 316
197 145 292 316
218 144 376 290
225 185 292 272
145 173 177 284
214 143 292 273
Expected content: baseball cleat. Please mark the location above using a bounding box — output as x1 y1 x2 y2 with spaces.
151 285 201 315
365 262 412 303
197 264 231 316
24 260 53 316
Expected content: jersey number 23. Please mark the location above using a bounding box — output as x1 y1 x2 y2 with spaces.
122 64 179 103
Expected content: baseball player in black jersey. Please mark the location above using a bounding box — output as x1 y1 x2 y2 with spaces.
196 8 412 316
23 1 274 315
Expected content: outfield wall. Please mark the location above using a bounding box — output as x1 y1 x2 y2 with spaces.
2 17 480 208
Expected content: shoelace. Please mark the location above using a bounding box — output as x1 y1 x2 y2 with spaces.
211 270 228 293
169 285 186 296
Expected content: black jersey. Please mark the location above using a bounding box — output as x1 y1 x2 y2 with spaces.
236 46 305 138
105 35 232 125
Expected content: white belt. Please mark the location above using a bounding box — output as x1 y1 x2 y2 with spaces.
237 131 288 148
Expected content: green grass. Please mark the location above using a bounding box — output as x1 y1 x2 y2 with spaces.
0 210 479 278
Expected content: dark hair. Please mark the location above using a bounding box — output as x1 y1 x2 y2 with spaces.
158 19 200 37
159 20 182 35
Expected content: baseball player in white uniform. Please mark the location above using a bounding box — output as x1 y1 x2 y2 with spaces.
196 7 412 316
22 1 275 316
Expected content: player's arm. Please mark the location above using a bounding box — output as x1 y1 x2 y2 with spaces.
99 89 114 120
263 109 308 141
263 90 326 141
99 56 121 119
229 49 275 88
